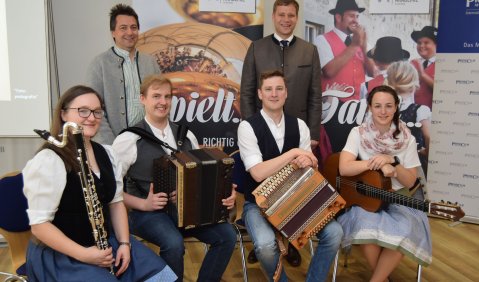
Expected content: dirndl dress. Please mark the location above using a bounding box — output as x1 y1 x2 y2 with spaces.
26 235 177 282
337 189 432 266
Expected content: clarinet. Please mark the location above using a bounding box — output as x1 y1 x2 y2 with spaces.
34 122 114 274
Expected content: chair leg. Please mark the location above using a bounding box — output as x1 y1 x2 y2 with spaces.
0 271 28 282
308 238 314 257
416 264 422 282
331 249 339 282
233 225 248 282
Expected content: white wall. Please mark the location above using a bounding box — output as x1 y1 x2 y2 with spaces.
0 0 128 175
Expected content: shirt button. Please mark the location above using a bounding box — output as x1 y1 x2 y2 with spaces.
120 96 124 99
121 112 125 115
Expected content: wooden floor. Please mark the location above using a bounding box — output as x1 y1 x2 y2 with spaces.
1 218 478 281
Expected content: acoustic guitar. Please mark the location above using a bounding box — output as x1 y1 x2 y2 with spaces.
323 153 465 221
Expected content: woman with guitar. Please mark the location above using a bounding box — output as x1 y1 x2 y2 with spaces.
336 85 432 282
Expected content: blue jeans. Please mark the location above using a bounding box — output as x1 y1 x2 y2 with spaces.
243 201 343 282
129 210 236 282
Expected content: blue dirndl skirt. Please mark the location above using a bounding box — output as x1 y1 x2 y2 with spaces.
26 235 177 282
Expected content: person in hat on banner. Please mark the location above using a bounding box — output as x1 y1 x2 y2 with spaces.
410 26 438 109
360 36 410 98
314 0 375 101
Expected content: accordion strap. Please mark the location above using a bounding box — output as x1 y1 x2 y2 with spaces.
273 232 287 282
120 126 179 153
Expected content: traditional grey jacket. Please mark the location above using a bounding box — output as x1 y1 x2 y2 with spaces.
86 47 160 144
240 35 322 140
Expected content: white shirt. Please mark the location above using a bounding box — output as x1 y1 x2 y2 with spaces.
273 33 294 46
342 127 421 190
237 110 311 171
314 28 349 68
23 145 124 225
399 93 432 123
112 119 200 178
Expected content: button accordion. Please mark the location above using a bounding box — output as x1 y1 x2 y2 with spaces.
253 164 346 249
153 148 234 229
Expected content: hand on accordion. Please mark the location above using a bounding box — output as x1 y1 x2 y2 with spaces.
221 184 237 210
144 184 169 211
168 190 177 204
290 148 318 168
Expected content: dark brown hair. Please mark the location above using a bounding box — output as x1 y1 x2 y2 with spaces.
40 86 104 171
258 70 285 89
109 4 139 31
367 85 401 139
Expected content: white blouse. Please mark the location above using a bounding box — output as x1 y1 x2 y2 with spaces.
342 126 421 190
23 145 124 225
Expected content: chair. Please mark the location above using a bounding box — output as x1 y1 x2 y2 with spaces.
336 246 422 282
0 172 30 282
229 150 249 282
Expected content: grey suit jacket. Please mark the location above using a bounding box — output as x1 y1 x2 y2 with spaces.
240 35 322 140
85 47 160 144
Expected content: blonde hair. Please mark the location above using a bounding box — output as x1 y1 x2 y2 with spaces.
386 61 419 94
140 74 173 97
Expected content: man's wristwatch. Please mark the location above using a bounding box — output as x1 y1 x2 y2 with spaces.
391 156 400 167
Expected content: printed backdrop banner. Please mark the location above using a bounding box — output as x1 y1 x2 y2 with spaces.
133 0 264 153
428 0 479 223
304 0 434 179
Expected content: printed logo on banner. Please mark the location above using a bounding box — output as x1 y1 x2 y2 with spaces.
461 194 479 200
435 150 453 156
451 142 470 147
438 110 456 115
439 89 458 95
428 159 439 165
457 58 476 63
448 182 466 188
463 174 479 180
466 0 479 8
433 170 452 176
465 153 479 159
467 112 479 117
432 99 443 104
466 132 479 138
431 190 450 195
452 121 471 126
456 80 474 84
431 120 441 125
454 100 473 106
470 91 479 95
450 162 468 168
436 130 454 136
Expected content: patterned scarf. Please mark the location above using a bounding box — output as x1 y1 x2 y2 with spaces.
359 113 411 155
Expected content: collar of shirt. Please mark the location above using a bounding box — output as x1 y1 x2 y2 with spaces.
114 45 137 61
144 118 178 154
333 27 349 42
273 33 294 45
421 56 436 64
399 93 415 111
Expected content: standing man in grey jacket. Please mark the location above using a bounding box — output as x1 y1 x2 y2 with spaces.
86 4 160 144
240 0 322 268
240 0 322 149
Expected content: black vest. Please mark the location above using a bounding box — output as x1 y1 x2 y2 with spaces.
51 142 116 247
243 113 300 203
125 119 193 199
399 104 425 150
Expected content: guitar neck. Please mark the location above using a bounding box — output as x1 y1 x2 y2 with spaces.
356 183 429 212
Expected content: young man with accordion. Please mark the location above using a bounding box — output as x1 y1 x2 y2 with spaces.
112 74 236 281
237 70 343 282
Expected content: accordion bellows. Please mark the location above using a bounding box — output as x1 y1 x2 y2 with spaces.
153 148 234 228
253 164 346 249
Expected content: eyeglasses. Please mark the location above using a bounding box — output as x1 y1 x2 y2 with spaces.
66 108 105 119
